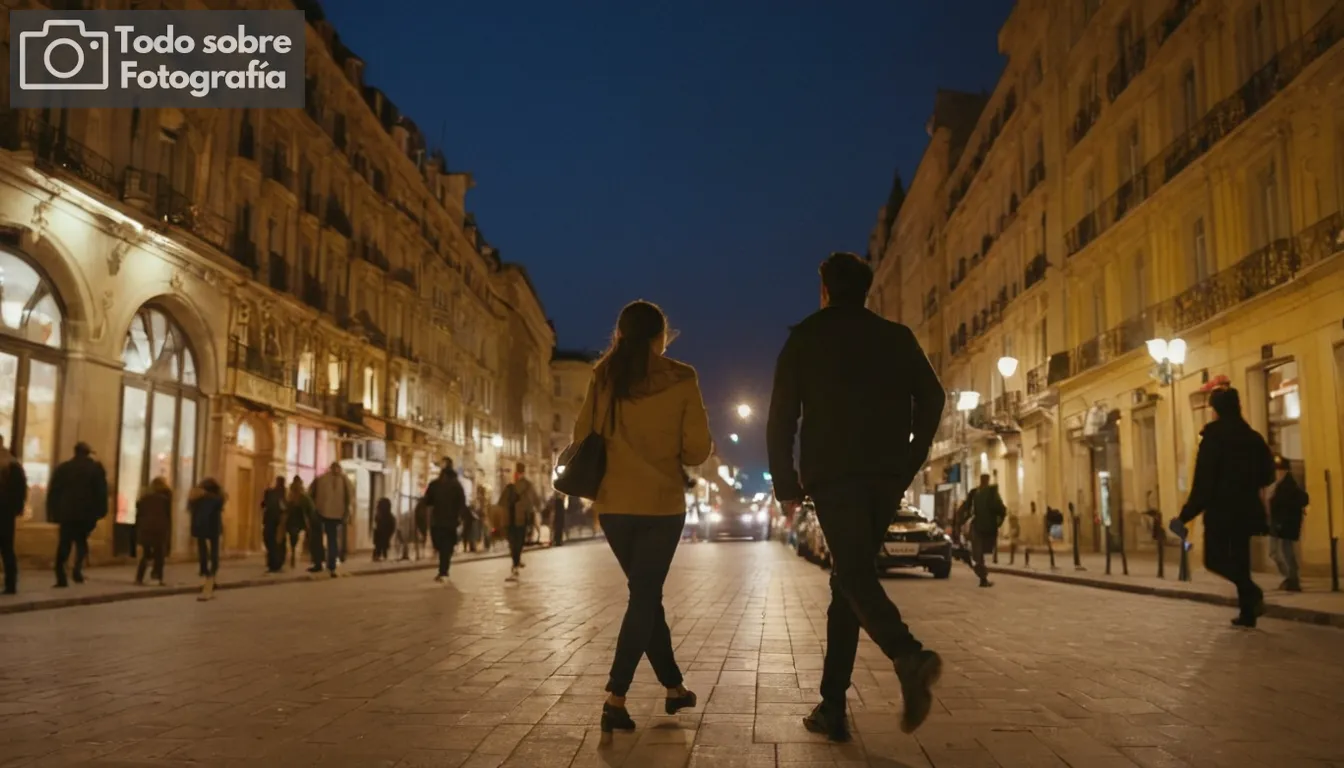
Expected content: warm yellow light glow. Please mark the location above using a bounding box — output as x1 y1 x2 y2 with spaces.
996 356 1019 378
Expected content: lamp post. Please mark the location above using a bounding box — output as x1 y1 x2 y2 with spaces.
955 390 981 499
1148 337 1190 581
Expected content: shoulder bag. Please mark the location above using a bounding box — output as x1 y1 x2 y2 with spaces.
553 384 615 500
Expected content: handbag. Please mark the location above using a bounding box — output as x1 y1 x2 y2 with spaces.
553 384 615 500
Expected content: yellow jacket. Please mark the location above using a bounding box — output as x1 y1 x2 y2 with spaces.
574 355 713 516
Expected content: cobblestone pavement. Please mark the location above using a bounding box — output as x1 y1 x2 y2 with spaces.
1 541 1342 768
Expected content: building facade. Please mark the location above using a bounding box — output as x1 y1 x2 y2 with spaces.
872 0 1344 574
0 1 553 562
550 349 598 465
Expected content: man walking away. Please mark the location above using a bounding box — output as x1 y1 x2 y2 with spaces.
499 462 541 581
1268 455 1308 592
1170 387 1275 627
767 252 946 740
968 474 1006 587
426 459 468 582
0 436 27 595
551 492 567 547
48 442 108 588
261 476 286 574
188 478 226 600
373 497 396 561
311 462 354 577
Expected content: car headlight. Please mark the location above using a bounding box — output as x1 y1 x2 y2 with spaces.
709 512 723 524
739 513 752 524
756 510 768 523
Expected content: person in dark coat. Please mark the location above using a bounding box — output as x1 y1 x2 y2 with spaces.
261 476 286 573
1171 387 1276 627
551 493 566 547
373 497 396 561
967 474 1006 588
188 478 226 600
0 436 28 595
284 476 312 569
425 459 467 582
1269 456 1309 592
47 442 109 588
134 476 172 586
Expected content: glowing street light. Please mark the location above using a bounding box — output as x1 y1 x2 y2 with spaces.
736 403 753 420
490 433 504 449
996 356 1019 379
955 391 981 412
729 433 740 443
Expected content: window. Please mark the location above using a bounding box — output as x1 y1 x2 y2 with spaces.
1180 65 1199 133
1257 159 1285 246
1191 217 1211 284
286 423 328 486
1123 123 1141 181
1131 251 1148 317
1091 278 1107 336
1083 169 1097 213
116 305 200 555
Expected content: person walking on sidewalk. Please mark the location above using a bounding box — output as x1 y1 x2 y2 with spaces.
498 462 541 581
550 492 567 547
48 442 108 589
1170 387 1276 628
576 300 709 737
1268 456 1308 592
188 478 225 601
284 476 312 569
767 252 946 740
373 497 396 561
261 476 286 574
311 463 354 577
134 476 172 586
969 474 1007 587
426 459 468 582
0 436 27 595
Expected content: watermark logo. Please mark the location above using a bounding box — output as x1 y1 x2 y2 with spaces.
9 10 305 108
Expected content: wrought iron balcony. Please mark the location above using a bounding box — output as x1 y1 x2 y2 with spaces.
1107 37 1149 103
1024 253 1048 290
1026 160 1045 194
1025 362 1049 396
9 115 118 195
356 241 390 271
1069 97 1101 146
228 339 288 386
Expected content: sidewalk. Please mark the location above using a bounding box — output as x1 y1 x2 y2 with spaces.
0 536 600 616
986 545 1344 627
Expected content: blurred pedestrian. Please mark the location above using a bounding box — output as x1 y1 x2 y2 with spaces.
134 476 172 586
766 252 945 740
426 459 468 582
395 505 415 561
498 462 541 581
0 435 27 595
284 476 312 569
48 442 108 589
261 476 286 574
551 492 567 547
1170 387 1276 628
1269 455 1308 592
968 474 1006 586
577 300 709 736
311 463 354 577
373 497 396 561
188 478 225 601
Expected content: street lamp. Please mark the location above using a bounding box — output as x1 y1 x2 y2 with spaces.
955 391 981 413
1147 336 1189 580
490 433 504 449
729 433 740 443
736 403 752 420
996 356 1019 379
954 390 981 497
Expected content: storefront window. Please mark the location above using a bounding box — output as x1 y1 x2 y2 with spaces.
1266 360 1303 481
116 306 201 554
0 249 66 520
286 423 326 485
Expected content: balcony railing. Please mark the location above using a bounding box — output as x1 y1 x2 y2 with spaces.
228 339 288 385
122 167 190 221
1026 160 1046 194
353 310 387 348
1024 253 1049 290
268 253 289 292
390 267 416 289
1156 0 1199 46
1025 362 1050 396
1064 211 1343 380
1107 37 1149 103
301 273 325 311
357 241 390 271
263 147 294 191
324 197 353 238
946 88 1019 214
8 116 118 195
297 388 321 410
1067 2 1344 257
1069 97 1101 145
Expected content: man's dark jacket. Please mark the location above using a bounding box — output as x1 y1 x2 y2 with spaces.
1270 473 1309 541
1179 416 1275 536
426 470 468 530
46 455 109 526
767 304 944 500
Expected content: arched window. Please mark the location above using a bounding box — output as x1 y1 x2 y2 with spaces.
0 249 66 520
115 305 201 554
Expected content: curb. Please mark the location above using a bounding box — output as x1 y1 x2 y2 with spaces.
986 564 1344 629
0 538 599 616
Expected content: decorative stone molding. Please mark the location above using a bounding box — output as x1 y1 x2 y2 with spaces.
30 199 51 243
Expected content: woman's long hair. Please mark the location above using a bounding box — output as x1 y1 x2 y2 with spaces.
596 300 667 400
288 476 307 504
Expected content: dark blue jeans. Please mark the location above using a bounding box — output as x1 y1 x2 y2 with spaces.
323 519 342 572
811 480 923 709
601 513 686 697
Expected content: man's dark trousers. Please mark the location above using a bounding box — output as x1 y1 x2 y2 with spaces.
54 520 91 586
431 525 457 577
263 522 282 571
811 480 924 709
1 514 17 593
1204 524 1262 619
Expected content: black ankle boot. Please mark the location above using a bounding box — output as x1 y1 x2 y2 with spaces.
665 689 697 715
600 703 636 733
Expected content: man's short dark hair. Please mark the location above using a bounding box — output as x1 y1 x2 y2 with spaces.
1210 387 1242 420
442 457 454 471
819 252 873 306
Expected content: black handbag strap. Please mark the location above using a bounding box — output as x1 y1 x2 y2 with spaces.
590 379 618 438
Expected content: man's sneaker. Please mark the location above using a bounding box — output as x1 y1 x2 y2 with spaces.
434 575 447 584
895 650 942 734
307 565 322 574
802 702 850 742
978 579 993 588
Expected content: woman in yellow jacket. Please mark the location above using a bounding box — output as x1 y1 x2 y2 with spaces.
575 300 713 736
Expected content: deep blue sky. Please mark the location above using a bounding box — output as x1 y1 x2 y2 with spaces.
322 0 1014 477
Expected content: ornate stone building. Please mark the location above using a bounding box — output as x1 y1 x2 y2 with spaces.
549 349 599 466
0 1 552 561
872 0 1344 573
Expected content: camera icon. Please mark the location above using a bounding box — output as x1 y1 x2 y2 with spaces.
19 19 110 91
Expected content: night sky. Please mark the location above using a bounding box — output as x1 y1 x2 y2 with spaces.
322 0 1014 481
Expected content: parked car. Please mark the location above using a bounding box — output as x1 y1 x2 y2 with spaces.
877 505 953 578
793 501 831 568
706 501 770 541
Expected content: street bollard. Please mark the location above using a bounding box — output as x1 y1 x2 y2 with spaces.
1009 540 1016 564
1071 515 1084 570
1024 547 1030 567
1157 537 1165 579
1178 540 1191 582
1327 469 1339 593
1104 525 1112 575
1120 539 1128 576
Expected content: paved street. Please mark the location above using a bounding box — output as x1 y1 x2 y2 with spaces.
1 541 1342 768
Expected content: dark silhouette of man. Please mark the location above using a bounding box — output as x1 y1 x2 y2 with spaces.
767 252 945 740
